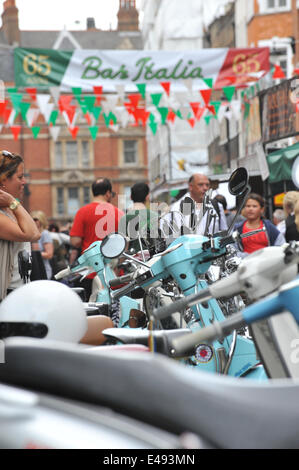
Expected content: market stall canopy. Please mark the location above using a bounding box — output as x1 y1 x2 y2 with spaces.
267 142 299 183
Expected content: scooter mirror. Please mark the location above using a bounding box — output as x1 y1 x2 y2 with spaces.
292 156 299 188
228 167 248 196
100 233 127 259
128 309 147 328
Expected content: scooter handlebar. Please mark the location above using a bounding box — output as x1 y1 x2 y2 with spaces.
109 273 135 288
152 288 212 320
54 266 71 280
171 312 246 357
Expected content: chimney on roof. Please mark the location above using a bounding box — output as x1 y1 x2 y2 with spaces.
86 17 96 30
117 0 139 31
1 0 20 45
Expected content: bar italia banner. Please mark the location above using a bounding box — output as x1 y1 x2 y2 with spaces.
14 47 270 91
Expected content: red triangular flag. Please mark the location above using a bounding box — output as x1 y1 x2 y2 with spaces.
0 101 7 116
64 105 77 123
206 104 216 116
68 126 79 139
200 89 212 106
11 125 21 140
58 95 73 112
272 64 286 79
25 87 37 101
93 86 103 105
294 68 299 76
160 82 171 96
190 102 200 117
194 107 205 121
84 112 92 126
3 108 12 124
128 93 142 108
188 118 196 128
167 109 176 123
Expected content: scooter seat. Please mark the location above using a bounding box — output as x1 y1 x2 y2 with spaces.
1 337 299 449
103 327 192 356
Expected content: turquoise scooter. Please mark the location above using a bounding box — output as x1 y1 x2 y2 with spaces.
102 168 268 380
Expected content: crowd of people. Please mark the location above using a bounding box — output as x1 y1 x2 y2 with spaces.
1 148 299 305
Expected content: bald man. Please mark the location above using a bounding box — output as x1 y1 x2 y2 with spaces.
162 173 227 239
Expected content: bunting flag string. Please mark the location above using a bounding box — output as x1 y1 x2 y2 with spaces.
0 63 294 140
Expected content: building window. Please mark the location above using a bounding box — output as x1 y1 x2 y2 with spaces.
55 142 63 168
67 187 80 216
57 187 64 215
124 140 137 164
53 140 92 169
82 141 90 168
260 0 290 12
55 186 91 217
83 186 90 205
66 142 78 168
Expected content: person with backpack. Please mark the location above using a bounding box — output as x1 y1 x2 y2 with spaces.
165 173 227 237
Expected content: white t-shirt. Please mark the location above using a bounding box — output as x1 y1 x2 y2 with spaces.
162 192 228 239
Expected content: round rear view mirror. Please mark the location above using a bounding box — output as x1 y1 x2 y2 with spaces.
292 156 299 188
228 167 248 196
100 233 127 259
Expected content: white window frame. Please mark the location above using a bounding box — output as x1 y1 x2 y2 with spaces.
55 185 91 217
123 139 138 165
258 0 291 13
258 37 293 78
53 140 92 169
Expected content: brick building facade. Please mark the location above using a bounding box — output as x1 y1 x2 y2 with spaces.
0 0 148 224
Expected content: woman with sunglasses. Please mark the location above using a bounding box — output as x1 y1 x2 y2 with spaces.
0 150 40 301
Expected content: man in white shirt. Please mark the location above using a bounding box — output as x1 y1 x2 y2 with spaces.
162 173 227 239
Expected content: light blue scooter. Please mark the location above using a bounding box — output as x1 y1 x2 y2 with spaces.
55 238 141 328
103 168 268 380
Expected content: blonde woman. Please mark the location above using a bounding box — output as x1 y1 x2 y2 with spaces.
31 210 54 279
0 150 40 300
283 191 299 242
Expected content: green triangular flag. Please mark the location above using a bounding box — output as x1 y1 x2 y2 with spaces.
109 111 117 124
72 87 82 98
20 102 31 120
243 102 250 120
151 93 162 107
223 86 236 102
210 101 221 116
203 78 213 88
48 109 59 125
84 96 96 112
31 126 41 139
204 115 213 125
174 109 183 119
7 87 18 94
88 126 98 141
157 107 168 125
10 93 23 113
103 112 110 127
136 83 146 99
91 106 102 121
149 121 158 135
149 113 156 123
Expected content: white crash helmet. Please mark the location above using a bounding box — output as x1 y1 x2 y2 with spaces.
0 280 88 343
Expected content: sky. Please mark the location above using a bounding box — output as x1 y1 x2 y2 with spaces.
0 0 142 31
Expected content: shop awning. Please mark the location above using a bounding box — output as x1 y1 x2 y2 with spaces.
267 142 299 183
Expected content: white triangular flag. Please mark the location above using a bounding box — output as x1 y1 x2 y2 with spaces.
49 87 61 105
49 126 60 142
115 84 125 103
26 108 40 127
36 94 50 115
43 102 55 124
